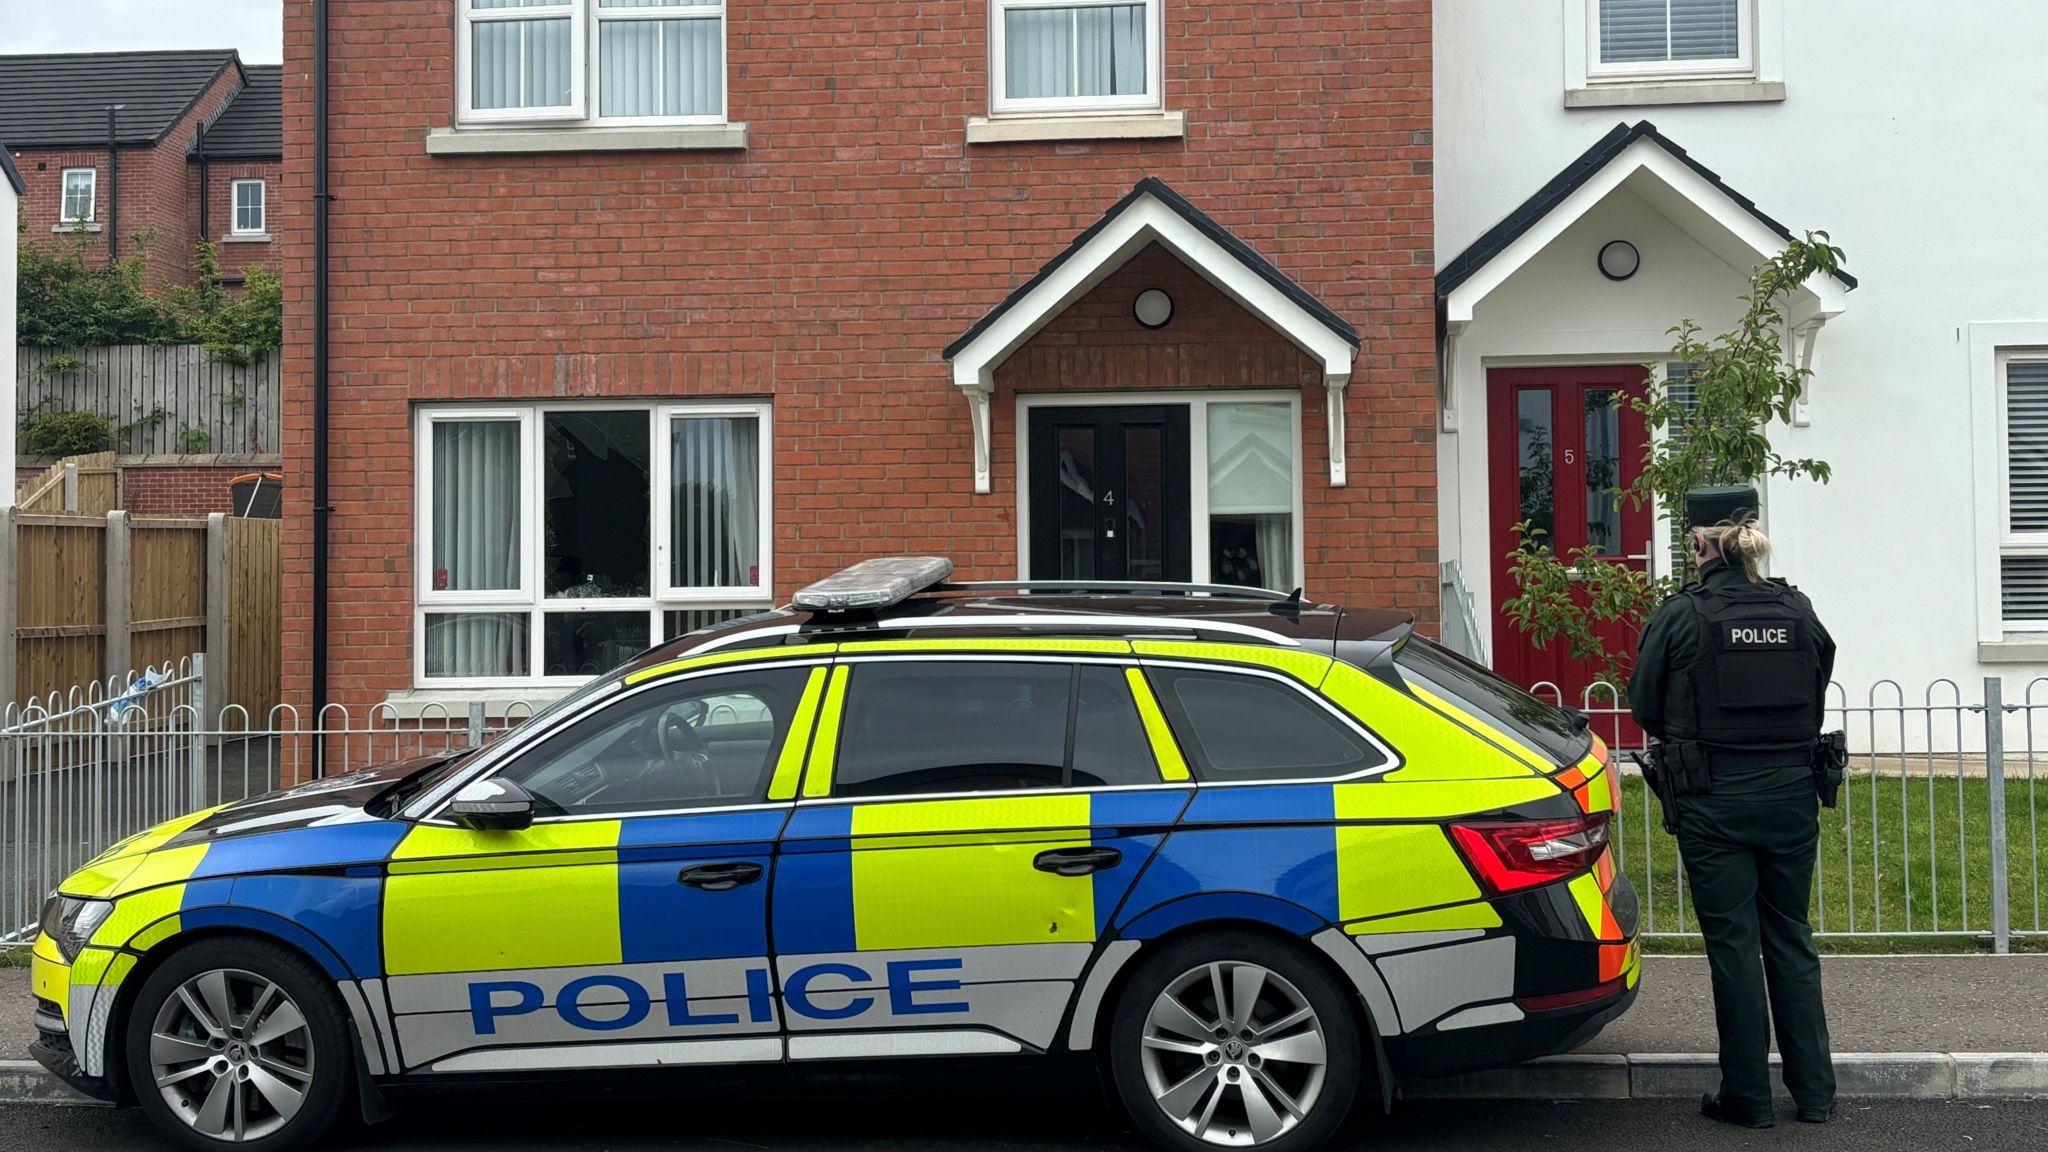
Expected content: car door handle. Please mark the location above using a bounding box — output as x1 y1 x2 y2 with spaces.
1033 846 1122 877
677 861 764 891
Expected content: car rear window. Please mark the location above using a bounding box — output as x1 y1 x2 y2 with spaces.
1390 637 1591 766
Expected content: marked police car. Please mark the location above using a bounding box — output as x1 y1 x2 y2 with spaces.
30 558 1638 1152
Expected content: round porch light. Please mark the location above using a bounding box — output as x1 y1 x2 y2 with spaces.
1134 288 1175 329
1598 240 1641 282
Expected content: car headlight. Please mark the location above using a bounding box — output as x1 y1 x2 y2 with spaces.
37 894 114 963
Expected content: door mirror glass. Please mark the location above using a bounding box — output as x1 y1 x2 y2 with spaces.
448 777 537 831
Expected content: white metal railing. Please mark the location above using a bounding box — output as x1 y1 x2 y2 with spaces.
1532 677 2045 954
1439 560 1489 666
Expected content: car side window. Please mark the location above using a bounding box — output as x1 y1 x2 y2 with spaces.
496 667 812 817
1146 666 1387 782
831 661 1159 798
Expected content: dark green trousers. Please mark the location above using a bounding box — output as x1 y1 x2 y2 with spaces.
1674 777 1836 1119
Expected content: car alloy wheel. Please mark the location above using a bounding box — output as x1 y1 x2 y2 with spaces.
1137 960 1329 1147
148 968 316 1143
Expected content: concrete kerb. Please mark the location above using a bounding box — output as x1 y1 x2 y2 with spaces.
1 1053 2042 1107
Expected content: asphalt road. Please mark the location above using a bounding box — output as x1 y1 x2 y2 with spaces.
1 1097 2044 1152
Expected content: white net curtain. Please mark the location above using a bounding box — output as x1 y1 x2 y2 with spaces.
1206 403 1295 593
1005 3 1147 100
671 416 761 589
470 0 724 117
427 421 528 677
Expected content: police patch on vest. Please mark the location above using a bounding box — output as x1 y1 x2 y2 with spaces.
1722 622 1796 649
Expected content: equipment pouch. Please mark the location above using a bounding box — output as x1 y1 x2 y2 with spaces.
1636 749 1679 835
1814 730 1848 809
1665 740 1714 797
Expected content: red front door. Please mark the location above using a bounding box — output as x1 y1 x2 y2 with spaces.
1488 366 1653 725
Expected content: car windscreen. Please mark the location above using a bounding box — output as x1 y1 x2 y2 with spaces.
1390 636 1591 766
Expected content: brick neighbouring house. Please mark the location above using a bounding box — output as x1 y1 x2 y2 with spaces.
285 1 1436 718
2 50 284 517
0 50 283 291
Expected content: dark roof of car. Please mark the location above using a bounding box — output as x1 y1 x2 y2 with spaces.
195 65 280 159
1436 120 1858 298
0 50 239 148
943 176 1361 360
0 147 22 196
617 587 1414 680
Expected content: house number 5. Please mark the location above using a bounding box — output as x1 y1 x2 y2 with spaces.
1563 449 1577 465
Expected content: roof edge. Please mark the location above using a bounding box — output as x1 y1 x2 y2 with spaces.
0 146 24 196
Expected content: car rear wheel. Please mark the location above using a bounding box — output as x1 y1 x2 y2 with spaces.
123 937 352 1152
1109 932 1361 1152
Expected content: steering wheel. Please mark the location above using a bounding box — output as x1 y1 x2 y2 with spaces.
652 706 715 797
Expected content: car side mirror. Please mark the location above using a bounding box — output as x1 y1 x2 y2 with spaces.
448 778 536 832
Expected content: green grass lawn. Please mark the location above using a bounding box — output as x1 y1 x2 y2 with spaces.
1614 775 2048 954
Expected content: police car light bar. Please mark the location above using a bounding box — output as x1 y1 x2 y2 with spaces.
793 556 954 612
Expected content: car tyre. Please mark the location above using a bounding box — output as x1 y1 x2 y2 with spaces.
123 936 353 1152
1109 931 1362 1152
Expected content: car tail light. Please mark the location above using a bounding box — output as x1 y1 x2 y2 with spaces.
1449 812 1611 895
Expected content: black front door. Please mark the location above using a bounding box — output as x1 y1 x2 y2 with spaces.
1028 405 1191 582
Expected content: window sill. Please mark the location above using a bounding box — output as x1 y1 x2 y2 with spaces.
966 110 1185 145
382 685 576 722
52 223 102 233
1979 638 2048 664
425 123 749 156
1565 79 1785 109
222 232 273 244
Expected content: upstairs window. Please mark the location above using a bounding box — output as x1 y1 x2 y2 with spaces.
991 0 1162 116
1589 0 1752 80
231 180 266 235
60 168 95 223
459 0 726 126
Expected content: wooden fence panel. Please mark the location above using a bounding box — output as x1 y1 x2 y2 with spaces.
14 516 107 703
130 519 209 676
14 453 118 515
228 518 282 721
16 345 281 455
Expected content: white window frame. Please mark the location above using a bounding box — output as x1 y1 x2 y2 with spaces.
1012 390 1307 590
230 179 266 235
1583 0 1755 82
990 0 1164 118
457 0 729 128
59 168 95 223
414 400 773 687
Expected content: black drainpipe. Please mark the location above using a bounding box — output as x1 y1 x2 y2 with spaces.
195 124 209 245
312 0 333 763
105 106 119 265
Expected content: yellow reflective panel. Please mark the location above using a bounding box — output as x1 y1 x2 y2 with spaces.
1133 641 1332 687
31 951 69 1018
60 855 141 900
1568 873 1606 937
81 805 225 872
801 666 850 799
1319 663 1539 782
68 947 116 989
850 795 1093 950
1343 900 1503 935
1333 777 1562 821
1408 685 1551 774
768 667 829 801
1581 763 1615 815
838 638 1133 655
101 952 137 990
107 844 210 898
1334 825 1483 922
1124 668 1188 782
624 643 837 687
129 917 181 953
384 822 625 976
91 884 187 949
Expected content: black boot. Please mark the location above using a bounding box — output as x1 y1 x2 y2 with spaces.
1700 1092 1776 1129
1797 1103 1838 1124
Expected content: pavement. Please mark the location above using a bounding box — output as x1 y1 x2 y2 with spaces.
3 954 2046 1108
0 1097 2044 1151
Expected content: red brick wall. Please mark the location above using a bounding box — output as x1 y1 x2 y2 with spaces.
282 0 1437 714
197 159 284 282
121 465 259 517
11 148 114 248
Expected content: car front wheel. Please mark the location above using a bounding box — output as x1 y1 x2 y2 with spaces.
123 937 352 1152
1108 932 1362 1152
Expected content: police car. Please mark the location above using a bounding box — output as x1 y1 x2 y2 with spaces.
29 558 1638 1152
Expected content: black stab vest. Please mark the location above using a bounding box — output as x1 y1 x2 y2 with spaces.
1663 579 1824 748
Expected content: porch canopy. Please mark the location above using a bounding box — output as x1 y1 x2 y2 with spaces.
944 177 1360 492
1436 121 1854 427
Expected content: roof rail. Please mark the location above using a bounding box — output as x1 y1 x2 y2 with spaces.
943 580 1296 602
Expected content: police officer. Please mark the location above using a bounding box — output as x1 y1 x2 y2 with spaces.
1629 485 1837 1129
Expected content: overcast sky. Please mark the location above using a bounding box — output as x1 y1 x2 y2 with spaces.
3 1 282 64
